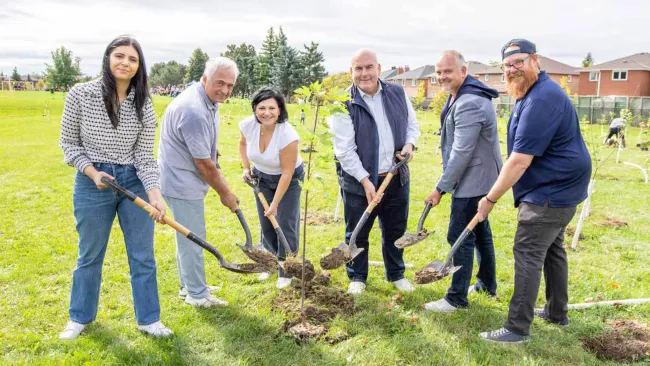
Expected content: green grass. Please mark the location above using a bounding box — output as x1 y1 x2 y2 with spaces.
1 90 649 365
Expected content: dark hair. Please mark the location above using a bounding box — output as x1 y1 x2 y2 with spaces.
251 87 288 124
101 35 150 128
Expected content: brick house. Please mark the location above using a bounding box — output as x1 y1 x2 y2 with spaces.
578 52 650 96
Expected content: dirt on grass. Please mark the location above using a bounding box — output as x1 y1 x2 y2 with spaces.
320 247 352 270
302 213 337 225
274 279 355 341
414 267 445 284
394 230 431 249
565 226 586 240
582 319 650 363
281 257 316 282
600 218 629 228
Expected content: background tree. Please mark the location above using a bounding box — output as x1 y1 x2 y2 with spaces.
255 27 277 87
185 48 209 83
300 42 327 86
44 46 82 91
150 61 187 87
11 67 21 82
221 43 257 96
411 80 426 109
582 52 594 67
322 72 352 91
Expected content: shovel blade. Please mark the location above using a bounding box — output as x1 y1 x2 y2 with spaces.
394 230 434 248
427 260 445 272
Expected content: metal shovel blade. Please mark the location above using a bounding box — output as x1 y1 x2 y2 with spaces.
319 242 364 270
394 230 434 249
414 260 462 284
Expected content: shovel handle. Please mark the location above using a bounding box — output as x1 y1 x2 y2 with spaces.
100 177 227 263
444 214 480 266
366 153 410 213
255 191 293 256
417 203 432 232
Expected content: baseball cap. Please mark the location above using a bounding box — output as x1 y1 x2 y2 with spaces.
501 39 537 59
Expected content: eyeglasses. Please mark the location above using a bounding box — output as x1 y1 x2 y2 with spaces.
500 55 530 71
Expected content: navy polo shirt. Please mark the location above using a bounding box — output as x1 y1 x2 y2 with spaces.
507 71 592 208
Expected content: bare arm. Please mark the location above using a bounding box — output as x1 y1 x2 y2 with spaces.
239 132 252 181
477 152 533 221
193 158 238 212
266 140 299 217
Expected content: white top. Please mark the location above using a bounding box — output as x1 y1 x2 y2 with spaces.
239 116 302 175
610 118 626 128
327 82 420 181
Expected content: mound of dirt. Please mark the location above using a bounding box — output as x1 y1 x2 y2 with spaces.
302 213 336 225
274 281 355 341
582 319 650 363
238 262 275 273
281 257 316 282
320 248 352 270
241 248 278 268
565 227 586 240
600 218 628 228
414 267 445 284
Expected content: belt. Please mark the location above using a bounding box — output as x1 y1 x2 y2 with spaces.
378 170 399 177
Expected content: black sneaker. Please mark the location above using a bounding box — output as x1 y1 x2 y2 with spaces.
479 328 530 344
534 308 569 326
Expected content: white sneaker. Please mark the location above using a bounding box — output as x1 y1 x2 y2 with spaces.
178 285 220 299
276 277 292 289
392 278 415 292
185 294 228 307
258 272 272 281
347 281 366 295
423 298 458 313
138 321 173 337
468 284 477 295
59 321 86 340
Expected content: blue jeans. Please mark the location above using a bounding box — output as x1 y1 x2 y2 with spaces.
444 196 497 308
253 165 304 278
342 175 409 283
163 195 209 299
69 163 160 325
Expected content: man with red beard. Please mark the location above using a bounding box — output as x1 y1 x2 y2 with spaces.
476 39 592 344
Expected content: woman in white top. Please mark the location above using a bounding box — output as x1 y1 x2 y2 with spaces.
239 87 304 289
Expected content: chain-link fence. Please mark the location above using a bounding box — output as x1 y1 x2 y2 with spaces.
492 95 650 126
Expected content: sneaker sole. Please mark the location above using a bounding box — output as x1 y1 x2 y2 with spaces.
480 337 529 344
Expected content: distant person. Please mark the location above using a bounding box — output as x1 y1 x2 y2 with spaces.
58 35 171 340
300 109 306 124
239 87 304 288
604 117 626 147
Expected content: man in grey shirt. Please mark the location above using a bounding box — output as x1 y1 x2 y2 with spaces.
423 51 502 312
158 57 239 307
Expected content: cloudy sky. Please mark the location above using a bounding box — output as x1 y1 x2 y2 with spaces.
1 0 649 77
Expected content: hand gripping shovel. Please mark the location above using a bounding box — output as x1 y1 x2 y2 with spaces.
414 213 479 284
320 153 411 270
245 176 316 282
100 177 265 274
394 203 434 248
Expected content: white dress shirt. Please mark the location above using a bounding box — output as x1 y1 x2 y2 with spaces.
328 82 420 181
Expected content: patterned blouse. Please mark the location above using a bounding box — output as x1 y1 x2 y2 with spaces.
59 79 160 191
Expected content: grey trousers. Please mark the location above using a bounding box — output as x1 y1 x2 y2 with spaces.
163 195 209 299
504 202 577 336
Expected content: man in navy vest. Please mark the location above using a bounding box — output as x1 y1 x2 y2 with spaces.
329 49 420 295
477 39 591 344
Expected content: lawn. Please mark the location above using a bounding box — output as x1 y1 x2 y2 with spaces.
1 90 649 365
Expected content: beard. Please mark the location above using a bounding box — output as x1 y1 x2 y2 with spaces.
505 67 539 99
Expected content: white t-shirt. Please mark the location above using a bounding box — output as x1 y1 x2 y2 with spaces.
239 116 302 175
610 118 625 129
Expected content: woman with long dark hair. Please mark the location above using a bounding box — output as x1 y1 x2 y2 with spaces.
239 87 303 288
59 35 171 339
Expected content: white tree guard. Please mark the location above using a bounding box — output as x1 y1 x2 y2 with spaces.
568 298 650 310
623 162 648 184
570 179 595 250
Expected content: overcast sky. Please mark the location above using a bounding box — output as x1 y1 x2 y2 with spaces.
1 0 649 77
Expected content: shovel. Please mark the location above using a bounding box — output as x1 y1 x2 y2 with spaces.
414 213 479 284
243 175 294 256
320 153 411 270
394 203 434 248
100 177 265 274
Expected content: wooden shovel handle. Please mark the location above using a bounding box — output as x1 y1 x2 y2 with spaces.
256 192 281 228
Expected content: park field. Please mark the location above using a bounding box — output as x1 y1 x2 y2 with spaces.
1 90 649 365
